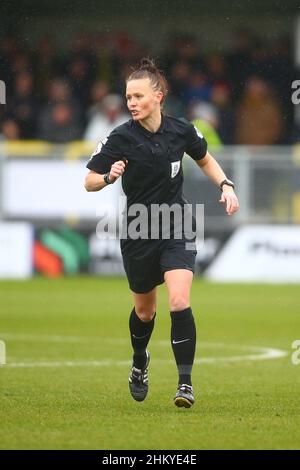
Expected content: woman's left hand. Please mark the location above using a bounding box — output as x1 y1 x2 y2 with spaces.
219 187 239 216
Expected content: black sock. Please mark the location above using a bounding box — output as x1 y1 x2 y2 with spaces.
170 307 196 386
129 307 155 369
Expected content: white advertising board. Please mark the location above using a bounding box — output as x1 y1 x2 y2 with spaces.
205 225 300 283
0 222 33 278
2 160 121 219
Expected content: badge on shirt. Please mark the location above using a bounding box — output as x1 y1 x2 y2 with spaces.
171 161 180 178
193 125 203 139
91 137 108 158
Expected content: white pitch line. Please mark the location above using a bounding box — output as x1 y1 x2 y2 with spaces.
3 347 288 368
0 334 288 351
0 332 288 368
195 346 287 364
0 333 93 343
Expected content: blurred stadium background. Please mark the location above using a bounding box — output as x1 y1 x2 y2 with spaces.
1 0 300 450
1 0 300 280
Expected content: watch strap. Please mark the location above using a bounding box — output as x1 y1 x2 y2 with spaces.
103 173 113 185
220 179 234 190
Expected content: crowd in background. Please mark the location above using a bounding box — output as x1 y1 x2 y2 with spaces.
0 29 296 146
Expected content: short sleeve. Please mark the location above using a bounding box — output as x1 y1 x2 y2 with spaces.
86 130 124 174
185 123 208 161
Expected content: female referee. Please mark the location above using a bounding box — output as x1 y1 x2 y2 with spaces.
84 58 239 408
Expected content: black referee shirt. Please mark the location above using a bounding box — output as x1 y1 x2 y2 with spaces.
86 114 207 208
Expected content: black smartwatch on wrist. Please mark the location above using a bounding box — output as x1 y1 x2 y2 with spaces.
103 173 113 185
220 178 234 191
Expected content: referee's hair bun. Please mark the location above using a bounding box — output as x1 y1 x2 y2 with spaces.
139 58 157 73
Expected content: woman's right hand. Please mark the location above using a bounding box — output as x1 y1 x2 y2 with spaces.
108 159 128 182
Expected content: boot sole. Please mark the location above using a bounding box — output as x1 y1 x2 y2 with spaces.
174 396 194 408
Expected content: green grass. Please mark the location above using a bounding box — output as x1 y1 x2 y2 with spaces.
0 277 300 450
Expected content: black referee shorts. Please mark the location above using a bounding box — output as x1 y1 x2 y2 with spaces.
120 237 197 294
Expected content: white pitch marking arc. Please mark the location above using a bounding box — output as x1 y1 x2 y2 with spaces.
0 333 288 368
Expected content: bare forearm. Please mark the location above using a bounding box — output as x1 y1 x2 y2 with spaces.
84 172 107 191
196 151 239 216
196 152 226 187
84 159 127 192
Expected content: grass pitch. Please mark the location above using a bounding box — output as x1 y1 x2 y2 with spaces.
0 277 299 450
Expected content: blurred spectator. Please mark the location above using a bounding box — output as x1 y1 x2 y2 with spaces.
84 94 129 142
114 62 134 96
67 55 95 108
0 35 18 96
190 101 222 149
38 78 82 142
45 78 74 103
7 71 39 138
10 51 33 75
39 102 82 143
0 118 21 140
176 35 205 72
211 84 235 144
86 80 110 119
163 33 205 73
235 76 283 145
184 71 212 106
68 33 96 74
227 28 254 101
168 62 190 104
163 92 186 117
206 53 230 88
247 40 272 80
34 36 62 94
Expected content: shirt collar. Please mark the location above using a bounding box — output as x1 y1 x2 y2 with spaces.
133 113 165 137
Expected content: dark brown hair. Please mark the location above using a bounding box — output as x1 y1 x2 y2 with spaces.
126 58 168 105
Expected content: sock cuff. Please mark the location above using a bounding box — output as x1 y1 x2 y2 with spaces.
170 306 193 323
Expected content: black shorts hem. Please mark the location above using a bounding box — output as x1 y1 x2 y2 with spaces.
161 266 195 275
129 278 165 294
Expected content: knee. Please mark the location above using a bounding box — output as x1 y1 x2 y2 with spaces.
135 307 156 322
169 294 189 312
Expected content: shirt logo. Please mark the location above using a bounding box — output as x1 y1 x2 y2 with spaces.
171 161 180 178
91 137 108 158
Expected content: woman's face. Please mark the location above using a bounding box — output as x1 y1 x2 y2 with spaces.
126 78 162 121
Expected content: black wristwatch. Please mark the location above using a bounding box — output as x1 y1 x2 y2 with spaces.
103 172 113 185
220 178 234 191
